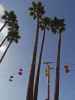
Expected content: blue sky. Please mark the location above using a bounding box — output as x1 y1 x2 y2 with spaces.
0 0 75 100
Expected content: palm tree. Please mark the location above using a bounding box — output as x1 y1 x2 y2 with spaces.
0 10 18 47
51 17 65 100
0 11 20 63
33 17 51 100
26 1 45 100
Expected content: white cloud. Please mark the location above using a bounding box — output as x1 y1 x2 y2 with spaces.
0 45 7 53
0 22 8 36
0 22 8 43
0 4 6 23
0 4 5 16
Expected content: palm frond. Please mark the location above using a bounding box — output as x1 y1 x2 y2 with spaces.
28 1 45 20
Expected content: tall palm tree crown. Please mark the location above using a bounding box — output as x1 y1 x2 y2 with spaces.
2 11 17 24
50 17 65 33
39 17 51 31
29 1 45 20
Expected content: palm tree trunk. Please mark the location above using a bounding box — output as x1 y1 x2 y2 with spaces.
33 29 46 100
0 22 7 32
26 18 39 100
0 35 8 47
48 65 50 100
0 40 12 63
54 33 62 100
